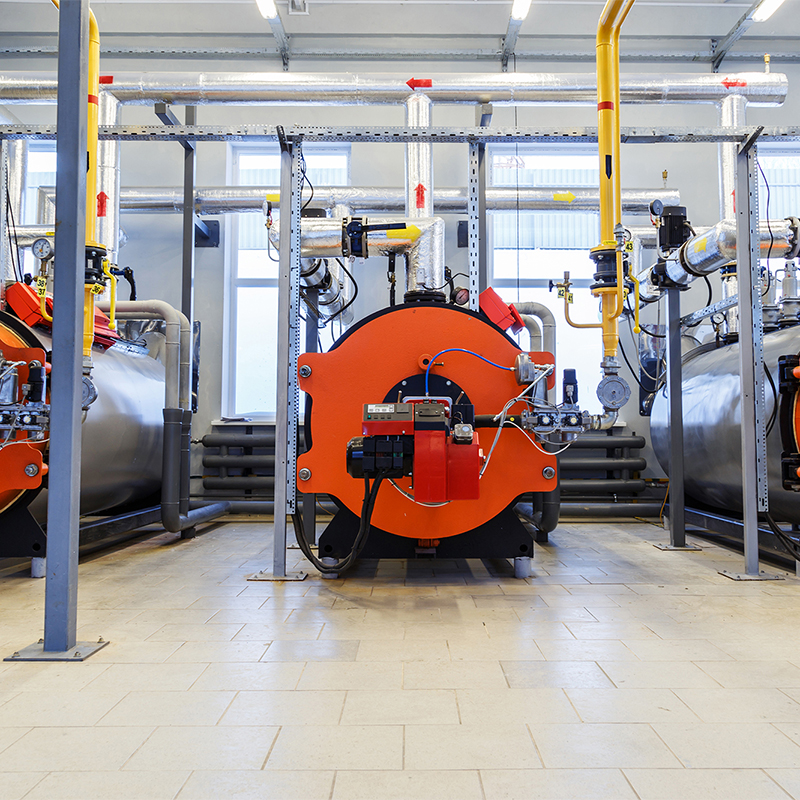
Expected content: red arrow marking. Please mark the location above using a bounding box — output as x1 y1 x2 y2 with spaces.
722 78 748 89
97 191 108 218
407 78 433 90
415 183 427 209
99 75 114 85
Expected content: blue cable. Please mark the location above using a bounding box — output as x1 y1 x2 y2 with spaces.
424 348 514 396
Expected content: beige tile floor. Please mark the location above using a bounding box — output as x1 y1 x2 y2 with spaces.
2 518 800 798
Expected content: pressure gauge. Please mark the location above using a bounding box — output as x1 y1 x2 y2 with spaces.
32 238 53 261
711 312 726 326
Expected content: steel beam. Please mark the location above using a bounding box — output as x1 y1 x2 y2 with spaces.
267 13 291 71
720 133 775 580
501 17 524 72
711 0 762 72
181 106 196 323
8 124 800 145
266 135 303 580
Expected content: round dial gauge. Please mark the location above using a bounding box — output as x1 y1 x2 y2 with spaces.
711 312 726 325
32 238 52 261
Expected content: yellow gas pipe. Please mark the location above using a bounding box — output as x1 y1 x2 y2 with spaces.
50 0 104 366
564 0 638 356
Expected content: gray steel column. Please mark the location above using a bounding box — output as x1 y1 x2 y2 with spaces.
44 0 89 653
1 139 8 300
181 106 196 323
735 137 769 576
666 287 686 548
272 142 302 577
467 142 488 310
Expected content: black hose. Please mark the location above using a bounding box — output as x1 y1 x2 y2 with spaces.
291 471 386 574
763 512 800 561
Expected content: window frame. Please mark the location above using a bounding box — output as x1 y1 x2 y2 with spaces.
223 142 351 419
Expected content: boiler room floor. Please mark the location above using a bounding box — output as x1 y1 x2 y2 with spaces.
2 518 800 799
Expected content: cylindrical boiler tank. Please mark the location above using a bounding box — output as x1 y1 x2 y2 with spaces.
0 311 165 524
650 326 800 521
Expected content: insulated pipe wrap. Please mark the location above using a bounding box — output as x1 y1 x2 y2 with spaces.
0 72 788 106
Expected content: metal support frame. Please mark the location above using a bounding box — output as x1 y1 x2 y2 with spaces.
11 124 800 146
255 137 304 581
720 131 777 580
10 0 108 663
679 294 739 327
267 13 291 71
656 287 701 552
501 17 524 72
711 0 764 72
467 142 488 311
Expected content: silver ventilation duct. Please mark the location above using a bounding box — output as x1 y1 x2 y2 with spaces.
269 216 445 297
37 185 679 215
0 72 788 106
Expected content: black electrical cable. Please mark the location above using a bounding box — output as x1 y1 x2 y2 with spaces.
4 171 22 282
618 337 650 393
758 162 776 266
626 296 666 338
429 272 468 291
763 511 800 561
291 470 387 574
328 258 358 322
300 154 315 212
765 365 778 437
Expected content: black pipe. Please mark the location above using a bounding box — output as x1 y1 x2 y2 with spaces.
560 478 645 494
189 500 338 515
163 408 230 531
201 431 305 448
202 454 275 468
559 457 647 471
559 502 662 517
567 435 646 449
179 409 192 522
203 476 275 490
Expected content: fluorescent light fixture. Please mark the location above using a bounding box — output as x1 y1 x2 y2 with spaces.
753 0 786 21
256 0 278 18
510 0 532 20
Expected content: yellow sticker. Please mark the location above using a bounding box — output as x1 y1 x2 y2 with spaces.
386 225 421 242
265 193 280 203
35 276 47 298
692 237 707 254
557 287 574 303
553 191 576 203
624 241 634 252
90 283 105 295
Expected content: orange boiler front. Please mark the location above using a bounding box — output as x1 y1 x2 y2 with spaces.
297 304 557 540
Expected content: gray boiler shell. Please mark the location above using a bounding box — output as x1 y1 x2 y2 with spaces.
27 334 165 521
651 326 800 522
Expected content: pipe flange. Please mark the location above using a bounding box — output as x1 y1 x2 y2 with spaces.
596 374 631 410
786 217 800 261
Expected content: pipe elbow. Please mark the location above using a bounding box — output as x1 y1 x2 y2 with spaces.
592 410 619 430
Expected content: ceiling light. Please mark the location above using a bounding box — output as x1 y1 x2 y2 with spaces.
753 0 786 21
510 0 532 20
256 0 279 19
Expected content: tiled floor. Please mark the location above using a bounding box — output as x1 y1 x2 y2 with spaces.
2 518 800 798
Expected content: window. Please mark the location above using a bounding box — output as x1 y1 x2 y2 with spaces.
488 146 604 412
227 145 350 417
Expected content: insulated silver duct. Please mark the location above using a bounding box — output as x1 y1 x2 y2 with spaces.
97 92 122 260
664 218 798 284
0 72 788 106
405 93 433 218
269 216 445 296
718 94 746 221
37 185 679 215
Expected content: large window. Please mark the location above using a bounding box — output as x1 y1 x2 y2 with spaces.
489 146 604 413
226 145 350 417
